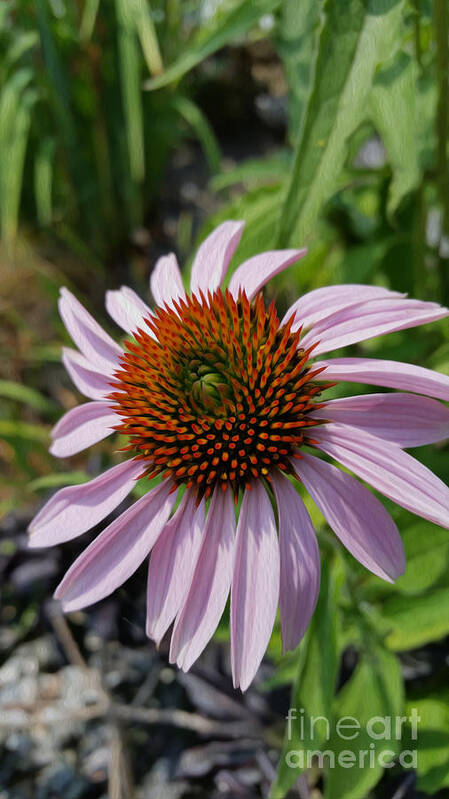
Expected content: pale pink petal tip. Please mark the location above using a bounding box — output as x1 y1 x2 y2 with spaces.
190 220 245 296
150 253 185 309
169 488 235 672
314 424 449 532
146 492 205 645
28 459 142 548
54 479 177 612
106 286 152 335
58 287 121 372
229 248 307 301
302 297 449 356
294 453 405 582
62 348 112 401
231 482 280 691
272 472 320 653
49 401 118 457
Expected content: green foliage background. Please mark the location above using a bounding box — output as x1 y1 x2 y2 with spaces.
1 1 449 796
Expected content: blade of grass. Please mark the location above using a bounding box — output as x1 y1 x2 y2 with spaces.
28 471 88 491
172 95 221 174
144 0 281 90
277 0 405 248
0 88 36 243
115 0 145 193
134 0 164 76
79 0 101 42
34 137 54 227
0 380 57 414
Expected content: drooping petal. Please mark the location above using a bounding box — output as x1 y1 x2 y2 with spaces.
282 284 403 331
293 452 405 581
271 472 320 653
28 458 143 548
50 401 118 457
58 288 122 372
169 488 235 672
231 482 280 691
106 286 153 335
314 357 449 402
314 424 449 530
301 298 449 355
313 392 449 447
62 347 112 400
146 492 205 645
150 254 185 309
54 479 176 612
228 249 307 301
190 221 244 296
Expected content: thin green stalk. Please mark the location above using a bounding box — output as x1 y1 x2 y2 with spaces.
79 0 101 42
412 0 422 70
434 0 449 304
135 0 164 76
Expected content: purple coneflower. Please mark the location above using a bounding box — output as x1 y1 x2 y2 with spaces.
29 221 449 690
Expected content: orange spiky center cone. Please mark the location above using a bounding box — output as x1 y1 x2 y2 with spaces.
110 288 326 501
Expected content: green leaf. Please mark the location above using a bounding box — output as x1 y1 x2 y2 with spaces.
277 0 405 247
325 645 403 799
28 471 88 491
134 0 164 77
210 150 291 191
270 556 343 799
34 137 55 227
275 0 323 140
144 0 281 90
405 698 449 793
115 0 145 185
381 587 449 651
394 522 449 595
0 70 35 241
0 420 49 443
369 51 420 217
0 380 57 414
173 95 222 174
79 0 101 42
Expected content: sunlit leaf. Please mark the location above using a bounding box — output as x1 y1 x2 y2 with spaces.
144 0 281 90
325 645 403 799
369 51 420 217
277 0 405 247
270 556 344 798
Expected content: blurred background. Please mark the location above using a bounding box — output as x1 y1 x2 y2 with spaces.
1 0 449 797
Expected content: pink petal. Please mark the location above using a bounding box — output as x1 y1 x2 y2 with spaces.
314 357 449 402
150 254 185 309
314 424 449 530
313 392 449 447
146 492 205 645
62 347 112 400
293 452 405 581
190 221 245 296
106 286 153 336
54 479 176 612
59 288 122 372
301 298 448 355
28 459 143 548
169 488 235 672
228 249 307 301
231 482 280 691
50 401 118 457
282 284 403 331
271 472 320 653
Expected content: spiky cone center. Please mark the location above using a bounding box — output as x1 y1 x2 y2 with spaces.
110 288 327 501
